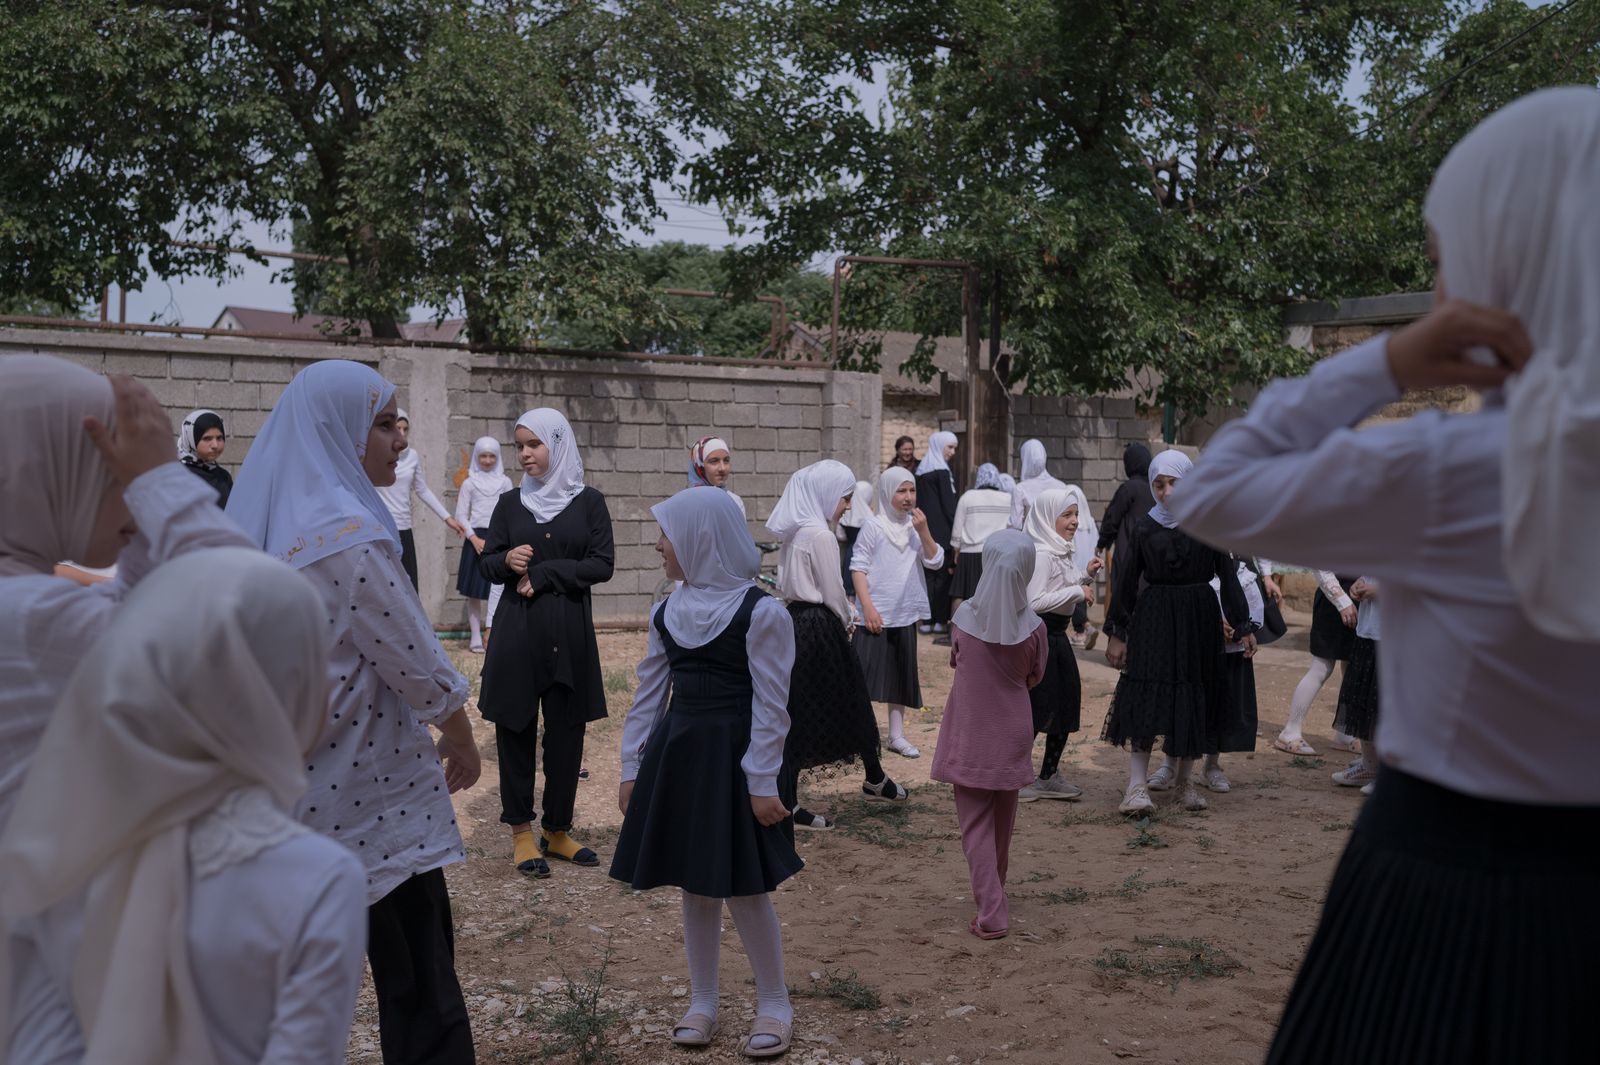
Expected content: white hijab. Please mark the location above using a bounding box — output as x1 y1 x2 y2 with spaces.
1023 485 1095 561
874 466 918 550
226 360 400 568
766 460 857 541
1014 438 1068 516
953 530 1042 646
515 408 586 521
1018 439 1050 482
0 548 329 1065
467 435 509 498
1147 449 1193 530
840 479 876 529
1423 87 1600 640
654 487 761 648
0 356 117 578
916 430 958 481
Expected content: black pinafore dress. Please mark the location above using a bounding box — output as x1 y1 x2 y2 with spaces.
609 588 804 897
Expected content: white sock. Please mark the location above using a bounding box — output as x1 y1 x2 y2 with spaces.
887 705 906 744
680 893 722 1028
1284 656 1335 738
467 599 484 646
1128 752 1151 793
726 893 792 1047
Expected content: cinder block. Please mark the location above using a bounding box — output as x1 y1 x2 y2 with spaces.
731 427 777 451
591 377 639 399
195 381 260 410
144 377 196 406
232 358 295 383
38 351 105 372
637 379 688 401
712 403 757 428
104 352 171 377
582 422 640 449
689 381 735 402
758 404 802 428
172 354 236 381
777 428 819 451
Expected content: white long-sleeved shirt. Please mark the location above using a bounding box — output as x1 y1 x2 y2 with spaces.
454 475 512 530
1174 335 1600 805
849 520 945 629
9 831 366 1065
375 449 451 532
776 525 852 627
1210 560 1266 654
619 597 795 797
1026 550 1088 617
950 488 1014 554
1316 569 1353 611
0 464 253 833
296 544 471 903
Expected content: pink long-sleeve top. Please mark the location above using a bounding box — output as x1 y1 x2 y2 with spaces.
931 623 1048 792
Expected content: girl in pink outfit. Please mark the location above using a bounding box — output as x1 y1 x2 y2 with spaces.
931 530 1047 940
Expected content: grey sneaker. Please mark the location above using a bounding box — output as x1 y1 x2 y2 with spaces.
1029 772 1083 801
1017 779 1043 803
1082 624 1100 651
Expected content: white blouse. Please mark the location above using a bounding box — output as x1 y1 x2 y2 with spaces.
1316 569 1354 611
1175 335 1600 805
0 464 253 833
950 488 1014 554
375 449 452 532
620 596 794 797
849 520 945 629
1210 560 1265 654
9 833 366 1065
1026 550 1088 618
776 526 852 627
454 476 512 530
297 544 471 903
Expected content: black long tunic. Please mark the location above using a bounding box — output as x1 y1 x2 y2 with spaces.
914 468 958 551
478 486 614 728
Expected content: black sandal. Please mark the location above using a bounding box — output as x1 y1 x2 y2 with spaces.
862 775 908 803
540 835 600 867
517 856 551 879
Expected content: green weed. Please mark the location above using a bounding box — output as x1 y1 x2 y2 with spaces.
540 943 624 1064
1093 936 1243 991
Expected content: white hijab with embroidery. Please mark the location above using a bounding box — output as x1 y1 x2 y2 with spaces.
654 487 761 648
515 408 586 522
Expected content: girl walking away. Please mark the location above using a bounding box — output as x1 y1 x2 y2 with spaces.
852 467 945 758
1018 487 1100 801
1175 89 1600 1065
227 360 481 1065
1095 442 1153 619
0 549 367 1065
946 462 1015 627
1272 571 1361 756
454 436 513 653
1103 450 1252 816
1007 438 1067 530
767 462 906 832
1329 578 1381 795
837 478 875 592
478 408 614 878
376 409 467 590
611 488 801 1058
688 435 746 518
932 530 1048 940
914 429 959 634
176 408 233 506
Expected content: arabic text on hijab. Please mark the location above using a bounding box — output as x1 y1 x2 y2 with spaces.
653 486 760 648
515 408 586 522
1147 449 1193 530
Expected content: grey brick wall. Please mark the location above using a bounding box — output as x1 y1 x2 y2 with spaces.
1010 394 1164 530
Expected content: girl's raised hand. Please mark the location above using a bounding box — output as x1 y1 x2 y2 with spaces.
84 375 176 484
617 780 634 817
507 544 534 574
750 794 789 827
909 507 929 531
1086 557 1104 576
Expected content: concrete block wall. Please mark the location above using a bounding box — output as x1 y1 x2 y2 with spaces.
1010 394 1163 525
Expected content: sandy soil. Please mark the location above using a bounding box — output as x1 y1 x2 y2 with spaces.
347 613 1365 1065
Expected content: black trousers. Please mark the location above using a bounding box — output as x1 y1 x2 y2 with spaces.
398 528 419 591
496 685 587 831
368 868 474 1065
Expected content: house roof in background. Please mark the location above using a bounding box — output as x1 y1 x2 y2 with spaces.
211 306 467 342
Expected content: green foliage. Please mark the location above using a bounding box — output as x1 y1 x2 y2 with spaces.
1094 935 1244 990
1126 816 1166 849
541 943 624 1065
795 969 883 1011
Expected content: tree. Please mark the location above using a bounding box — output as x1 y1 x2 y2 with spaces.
690 0 1598 421
0 1 771 342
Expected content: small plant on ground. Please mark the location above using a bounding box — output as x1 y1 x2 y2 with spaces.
1126 817 1166 849
1040 886 1091 905
1093 936 1243 991
540 942 623 1064
795 969 882 1011
1322 821 1355 832
1288 756 1325 770
1195 834 1216 850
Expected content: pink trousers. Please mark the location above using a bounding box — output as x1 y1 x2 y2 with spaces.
953 785 1019 935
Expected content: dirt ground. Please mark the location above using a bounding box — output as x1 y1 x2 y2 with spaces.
347 611 1366 1065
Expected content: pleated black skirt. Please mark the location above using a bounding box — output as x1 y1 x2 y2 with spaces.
1029 614 1081 736
1212 651 1258 753
456 526 492 600
1308 584 1357 661
950 551 984 600
1332 636 1380 742
609 699 804 898
1266 767 1600 1065
1101 583 1224 758
784 603 880 771
852 623 922 707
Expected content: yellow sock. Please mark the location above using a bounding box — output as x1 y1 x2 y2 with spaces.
512 829 539 866
541 830 586 861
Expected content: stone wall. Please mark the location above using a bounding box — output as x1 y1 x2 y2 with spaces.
1010 393 1164 525
879 392 942 470
1 327 881 628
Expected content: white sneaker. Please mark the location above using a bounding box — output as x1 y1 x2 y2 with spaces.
1360 781 1375 797
1018 779 1042 803
1118 785 1155 815
1332 761 1377 787
1180 784 1209 811
1146 764 1176 792
1200 766 1231 793
1082 624 1100 651
888 737 921 759
1029 772 1083 801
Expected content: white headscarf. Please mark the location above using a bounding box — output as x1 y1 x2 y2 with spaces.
1423 87 1600 640
840 479 876 529
874 466 917 550
1019 439 1050 482
0 356 117 578
766 460 857 541
654 486 761 648
953 529 1042 646
916 430 958 483
1146 449 1193 530
1014 439 1068 522
1023 486 1086 560
177 409 225 468
0 548 329 1065
997 473 1017 497
226 360 399 568
515 408 586 521
467 435 509 498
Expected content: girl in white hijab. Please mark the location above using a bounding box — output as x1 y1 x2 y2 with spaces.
767 462 907 831
688 435 747 518
1 549 366 1065
850 466 945 757
452 435 513 652
1007 438 1067 529
1173 89 1596 1064
932 530 1048 939
613 487 800 1057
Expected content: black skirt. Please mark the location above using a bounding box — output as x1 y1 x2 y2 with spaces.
1332 636 1380 742
1212 652 1258 753
1030 614 1081 736
1101 582 1224 758
785 603 880 772
950 551 984 600
1308 581 1358 661
456 526 492 600
852 623 922 707
1266 767 1600 1065
609 699 804 898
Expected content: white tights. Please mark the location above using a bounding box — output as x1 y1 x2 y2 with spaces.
466 598 485 648
887 704 909 744
679 892 792 1046
1282 656 1353 744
